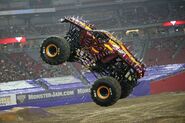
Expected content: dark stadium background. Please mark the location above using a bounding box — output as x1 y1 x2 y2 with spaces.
0 0 184 83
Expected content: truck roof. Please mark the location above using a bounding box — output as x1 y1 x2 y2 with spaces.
60 16 95 30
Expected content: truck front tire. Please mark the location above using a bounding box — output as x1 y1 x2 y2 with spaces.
91 76 121 106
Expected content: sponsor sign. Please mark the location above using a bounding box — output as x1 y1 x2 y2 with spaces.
77 88 91 94
0 37 26 44
28 90 75 100
163 20 185 27
0 94 16 106
16 87 91 104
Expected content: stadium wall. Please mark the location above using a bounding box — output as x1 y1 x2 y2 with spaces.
0 64 185 110
150 71 185 94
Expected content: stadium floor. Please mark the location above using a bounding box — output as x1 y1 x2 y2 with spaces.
1 92 185 123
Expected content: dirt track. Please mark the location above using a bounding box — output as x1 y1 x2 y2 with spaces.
1 92 185 123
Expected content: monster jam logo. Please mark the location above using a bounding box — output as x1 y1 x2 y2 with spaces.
16 94 26 104
28 90 75 100
77 88 90 94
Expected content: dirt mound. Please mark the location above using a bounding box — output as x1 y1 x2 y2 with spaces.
0 107 52 123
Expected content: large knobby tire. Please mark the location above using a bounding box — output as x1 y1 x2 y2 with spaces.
67 52 77 62
120 82 133 99
91 76 121 106
40 37 70 65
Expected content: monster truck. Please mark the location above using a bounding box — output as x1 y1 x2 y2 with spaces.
40 16 145 106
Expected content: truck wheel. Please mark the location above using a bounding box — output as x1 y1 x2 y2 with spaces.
91 76 121 106
40 37 70 65
67 52 77 62
120 82 134 98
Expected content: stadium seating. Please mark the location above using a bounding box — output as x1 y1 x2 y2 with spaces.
144 36 185 66
0 54 27 82
0 0 184 83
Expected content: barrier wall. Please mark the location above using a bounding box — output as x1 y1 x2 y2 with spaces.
151 71 185 94
0 76 92 110
132 64 185 97
0 64 185 110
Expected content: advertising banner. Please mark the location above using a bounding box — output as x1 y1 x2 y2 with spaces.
0 37 26 44
0 94 17 106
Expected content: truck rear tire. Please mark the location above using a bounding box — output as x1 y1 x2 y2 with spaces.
40 37 70 65
91 76 121 106
120 82 133 98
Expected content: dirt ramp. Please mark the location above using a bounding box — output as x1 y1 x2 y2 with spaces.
0 107 52 123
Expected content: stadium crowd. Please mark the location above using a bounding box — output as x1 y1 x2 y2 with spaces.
0 34 184 83
0 0 184 38
0 52 74 82
144 36 185 66
0 0 184 83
